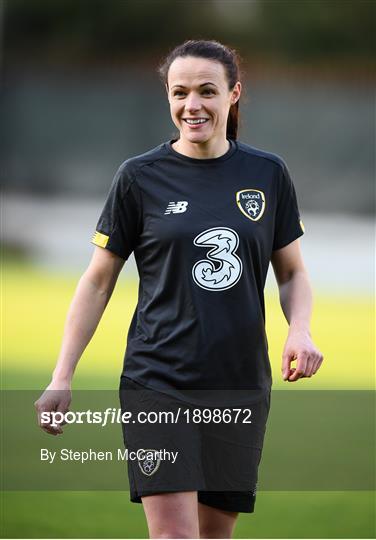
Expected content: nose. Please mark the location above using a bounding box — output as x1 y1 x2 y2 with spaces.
185 92 201 112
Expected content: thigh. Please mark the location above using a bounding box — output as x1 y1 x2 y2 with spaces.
198 501 238 539
141 491 199 538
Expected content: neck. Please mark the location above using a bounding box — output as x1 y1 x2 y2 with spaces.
172 136 230 159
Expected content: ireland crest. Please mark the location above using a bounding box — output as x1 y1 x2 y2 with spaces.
236 189 266 222
138 449 161 477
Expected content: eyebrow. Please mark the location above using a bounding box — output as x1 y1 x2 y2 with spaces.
171 82 218 89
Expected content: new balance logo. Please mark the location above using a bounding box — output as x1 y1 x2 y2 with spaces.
164 201 188 215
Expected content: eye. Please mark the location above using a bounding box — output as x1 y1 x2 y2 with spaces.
202 88 215 95
173 91 186 97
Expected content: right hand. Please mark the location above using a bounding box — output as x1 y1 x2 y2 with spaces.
34 380 72 436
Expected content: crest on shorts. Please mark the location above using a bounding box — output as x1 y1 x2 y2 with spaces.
236 189 265 222
138 449 161 477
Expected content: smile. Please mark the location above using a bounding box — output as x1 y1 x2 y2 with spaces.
183 118 209 125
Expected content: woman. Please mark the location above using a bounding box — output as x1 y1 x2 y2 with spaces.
35 40 323 539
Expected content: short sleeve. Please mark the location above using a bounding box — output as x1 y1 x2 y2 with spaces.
272 162 305 251
91 163 142 260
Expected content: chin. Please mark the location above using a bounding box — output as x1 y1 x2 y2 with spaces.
186 132 212 145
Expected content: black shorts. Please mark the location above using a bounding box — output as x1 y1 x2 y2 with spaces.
119 377 270 513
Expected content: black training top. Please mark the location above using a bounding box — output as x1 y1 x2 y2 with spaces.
91 139 304 405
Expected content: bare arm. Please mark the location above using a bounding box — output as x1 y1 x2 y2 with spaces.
271 239 323 382
35 246 125 434
51 246 125 384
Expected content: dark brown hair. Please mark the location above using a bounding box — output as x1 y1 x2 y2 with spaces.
158 39 242 140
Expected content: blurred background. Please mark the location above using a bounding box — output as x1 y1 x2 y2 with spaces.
1 0 374 538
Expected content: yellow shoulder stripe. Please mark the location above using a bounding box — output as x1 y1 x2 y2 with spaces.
299 219 305 233
91 231 109 248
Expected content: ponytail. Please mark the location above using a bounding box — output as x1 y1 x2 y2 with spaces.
227 101 239 141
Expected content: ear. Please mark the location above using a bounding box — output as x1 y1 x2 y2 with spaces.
231 81 242 105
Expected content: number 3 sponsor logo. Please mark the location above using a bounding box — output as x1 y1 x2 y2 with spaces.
192 227 243 291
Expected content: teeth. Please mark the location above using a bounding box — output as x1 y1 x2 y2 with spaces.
185 118 208 124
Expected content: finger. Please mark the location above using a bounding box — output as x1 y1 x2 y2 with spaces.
288 364 306 381
311 353 322 375
38 412 63 435
36 407 51 428
57 405 70 427
312 354 324 374
36 406 63 433
39 417 63 435
41 424 62 436
282 353 292 381
308 355 320 376
288 354 308 381
286 367 296 381
305 357 316 377
54 391 71 426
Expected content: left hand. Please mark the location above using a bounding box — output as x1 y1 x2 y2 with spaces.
282 328 323 382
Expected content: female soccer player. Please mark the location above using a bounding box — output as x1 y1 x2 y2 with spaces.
35 40 323 539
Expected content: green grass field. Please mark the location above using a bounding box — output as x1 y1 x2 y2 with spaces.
2 263 375 538
2 491 374 539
